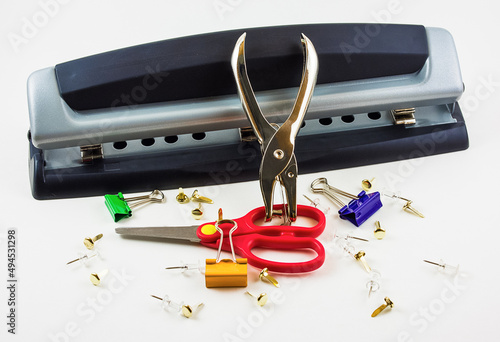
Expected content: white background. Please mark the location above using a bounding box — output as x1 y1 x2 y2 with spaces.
1 0 499 341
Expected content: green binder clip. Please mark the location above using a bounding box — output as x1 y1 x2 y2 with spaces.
104 189 165 222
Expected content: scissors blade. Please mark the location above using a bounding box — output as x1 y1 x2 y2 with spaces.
115 225 201 243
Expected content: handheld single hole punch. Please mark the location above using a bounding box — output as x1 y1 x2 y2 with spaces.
231 32 318 222
27 24 468 199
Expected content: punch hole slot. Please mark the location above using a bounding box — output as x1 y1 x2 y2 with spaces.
341 115 355 123
164 135 179 144
319 118 333 126
192 132 206 141
113 141 127 150
141 138 155 147
368 112 382 120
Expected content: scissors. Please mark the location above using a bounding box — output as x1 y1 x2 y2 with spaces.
115 205 326 273
231 32 319 222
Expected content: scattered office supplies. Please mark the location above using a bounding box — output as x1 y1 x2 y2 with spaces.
191 204 204 220
311 178 382 226
245 292 268 307
383 191 424 218
366 270 381 298
176 188 190 204
190 190 214 204
151 295 204 318
361 178 375 192
66 250 99 266
115 205 326 273
104 189 165 222
90 269 108 286
353 251 372 273
83 233 103 250
423 259 459 275
371 297 394 317
303 195 331 214
259 268 280 288
373 221 386 240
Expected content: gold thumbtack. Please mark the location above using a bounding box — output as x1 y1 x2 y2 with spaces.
403 201 424 218
83 233 103 250
245 291 268 306
361 178 375 191
176 188 190 204
191 190 214 204
191 203 204 220
259 268 280 288
90 269 108 286
354 251 372 273
374 221 386 240
371 297 394 317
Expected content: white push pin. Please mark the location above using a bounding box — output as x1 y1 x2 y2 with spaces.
66 250 99 266
165 260 205 274
423 259 459 275
366 269 381 297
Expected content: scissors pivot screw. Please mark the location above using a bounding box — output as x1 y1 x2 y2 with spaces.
245 291 268 306
371 297 394 317
83 233 103 250
354 251 372 273
90 269 108 286
176 188 190 204
259 268 280 288
374 221 386 240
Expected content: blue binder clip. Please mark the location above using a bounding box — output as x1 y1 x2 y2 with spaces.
310 178 382 227
338 191 382 227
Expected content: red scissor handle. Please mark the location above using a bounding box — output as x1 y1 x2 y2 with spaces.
197 205 326 273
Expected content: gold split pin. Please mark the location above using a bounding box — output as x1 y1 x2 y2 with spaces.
83 233 103 250
259 268 279 288
245 291 268 306
354 250 372 273
90 269 108 286
371 297 394 317
373 221 386 240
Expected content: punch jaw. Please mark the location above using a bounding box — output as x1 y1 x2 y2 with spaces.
231 32 318 223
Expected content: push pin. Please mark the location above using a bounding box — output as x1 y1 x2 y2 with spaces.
176 188 190 204
245 291 268 306
334 236 355 257
166 260 205 274
83 233 103 250
191 190 214 204
361 178 375 191
191 204 204 220
66 250 99 265
373 221 386 240
366 269 381 297
259 268 280 288
303 195 331 214
151 294 204 318
90 269 108 286
423 259 459 275
354 251 372 273
371 297 394 317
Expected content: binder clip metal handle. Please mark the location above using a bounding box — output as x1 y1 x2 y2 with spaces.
104 189 165 222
